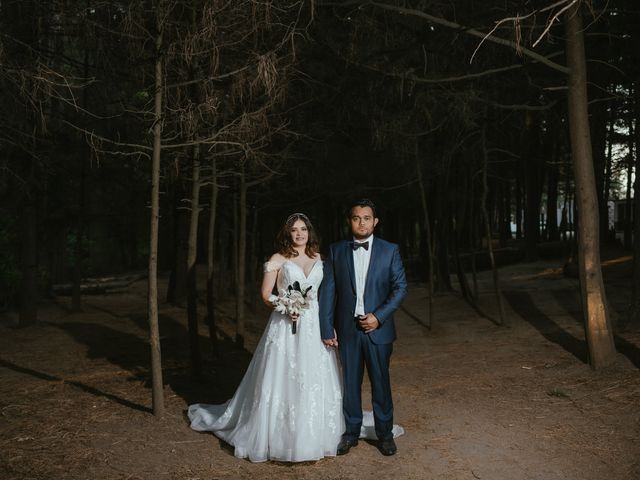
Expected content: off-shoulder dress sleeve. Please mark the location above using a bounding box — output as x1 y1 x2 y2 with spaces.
263 260 283 273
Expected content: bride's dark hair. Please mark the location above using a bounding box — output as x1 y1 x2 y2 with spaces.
276 213 320 258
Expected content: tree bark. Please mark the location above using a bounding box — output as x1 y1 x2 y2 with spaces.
523 111 542 260
19 202 38 327
416 147 433 329
186 144 202 378
206 155 219 357
624 111 634 250
166 180 188 304
482 124 506 325
590 88 609 245
148 16 165 416
603 107 615 242
235 163 247 348
515 168 523 240
632 83 640 322
546 132 559 241
565 3 616 368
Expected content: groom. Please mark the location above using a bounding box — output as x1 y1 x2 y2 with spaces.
319 199 407 456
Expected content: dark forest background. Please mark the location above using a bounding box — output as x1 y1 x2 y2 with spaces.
1 1 639 393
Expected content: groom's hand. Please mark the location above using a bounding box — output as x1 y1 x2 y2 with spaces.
358 313 379 333
322 338 338 347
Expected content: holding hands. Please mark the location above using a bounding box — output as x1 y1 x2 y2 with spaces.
322 329 339 348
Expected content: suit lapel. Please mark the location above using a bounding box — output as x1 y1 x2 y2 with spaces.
364 236 378 295
345 241 356 293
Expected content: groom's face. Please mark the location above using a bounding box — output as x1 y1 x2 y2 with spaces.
349 206 378 240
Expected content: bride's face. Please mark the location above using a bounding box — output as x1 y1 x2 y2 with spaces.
290 219 308 248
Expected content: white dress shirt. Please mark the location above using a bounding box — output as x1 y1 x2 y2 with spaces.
353 235 373 316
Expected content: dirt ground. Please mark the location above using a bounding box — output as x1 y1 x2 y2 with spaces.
1 251 639 480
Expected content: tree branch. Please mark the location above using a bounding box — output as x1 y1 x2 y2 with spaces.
364 1 570 74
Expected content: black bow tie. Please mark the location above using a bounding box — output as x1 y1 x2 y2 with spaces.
352 241 369 251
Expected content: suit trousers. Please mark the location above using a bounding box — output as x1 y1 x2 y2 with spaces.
340 323 394 441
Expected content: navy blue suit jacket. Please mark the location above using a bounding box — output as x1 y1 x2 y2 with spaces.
319 237 408 345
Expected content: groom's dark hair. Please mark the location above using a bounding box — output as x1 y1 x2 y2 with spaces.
348 198 377 218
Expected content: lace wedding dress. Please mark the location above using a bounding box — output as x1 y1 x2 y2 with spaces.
188 259 344 463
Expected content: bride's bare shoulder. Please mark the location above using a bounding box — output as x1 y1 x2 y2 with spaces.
268 253 287 263
263 253 286 273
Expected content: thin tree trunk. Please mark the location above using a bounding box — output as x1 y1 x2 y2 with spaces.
524 111 541 260
148 17 165 416
561 173 571 242
632 83 640 322
624 111 634 250
232 192 238 295
71 143 88 310
19 202 38 327
235 163 247 348
565 3 616 368
515 169 523 240
206 155 219 357
249 206 259 311
72 38 91 312
547 138 559 241
500 180 512 246
603 107 614 242
469 172 479 300
186 144 202 378
416 150 433 329
434 167 452 291
590 89 609 245
482 124 506 325
166 180 188 304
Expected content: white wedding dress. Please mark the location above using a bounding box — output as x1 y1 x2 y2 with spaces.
188 259 344 462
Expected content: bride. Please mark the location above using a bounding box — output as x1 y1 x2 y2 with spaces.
188 213 344 462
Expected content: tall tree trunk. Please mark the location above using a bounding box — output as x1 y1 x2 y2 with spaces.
547 148 559 242
148 17 165 416
166 180 188 304
624 110 634 250
515 168 523 240
19 202 38 327
632 82 640 322
235 163 247 348
603 107 615 242
590 89 609 245
482 124 506 325
565 3 616 368
72 37 91 312
186 145 202 378
206 155 219 356
524 111 542 260
469 169 479 300
72 147 87 312
416 148 433 329
248 206 259 311
546 120 560 242
498 180 510 247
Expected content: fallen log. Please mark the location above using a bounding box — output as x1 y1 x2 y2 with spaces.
52 272 146 295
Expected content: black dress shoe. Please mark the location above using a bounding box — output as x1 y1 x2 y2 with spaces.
379 438 397 456
337 437 359 455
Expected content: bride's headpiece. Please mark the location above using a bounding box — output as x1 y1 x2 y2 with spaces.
286 212 310 225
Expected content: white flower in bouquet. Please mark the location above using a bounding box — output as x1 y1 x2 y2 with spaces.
269 281 313 334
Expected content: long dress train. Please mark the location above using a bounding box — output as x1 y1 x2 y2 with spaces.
188 260 344 463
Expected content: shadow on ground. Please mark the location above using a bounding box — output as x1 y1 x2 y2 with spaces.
504 289 640 369
53 308 254 412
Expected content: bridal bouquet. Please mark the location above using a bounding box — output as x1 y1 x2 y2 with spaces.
269 281 313 334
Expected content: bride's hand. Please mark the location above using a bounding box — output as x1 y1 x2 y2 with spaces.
290 312 299 321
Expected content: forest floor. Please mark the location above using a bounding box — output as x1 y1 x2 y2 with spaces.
1 246 639 480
